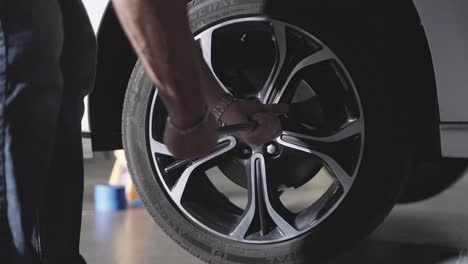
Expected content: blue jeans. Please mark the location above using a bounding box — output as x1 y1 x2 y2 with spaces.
0 0 96 263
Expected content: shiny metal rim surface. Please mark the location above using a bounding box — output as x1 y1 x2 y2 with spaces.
147 17 365 244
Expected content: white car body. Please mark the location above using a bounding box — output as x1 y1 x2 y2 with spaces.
82 0 108 33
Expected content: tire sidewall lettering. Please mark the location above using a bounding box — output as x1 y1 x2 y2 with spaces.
188 0 265 33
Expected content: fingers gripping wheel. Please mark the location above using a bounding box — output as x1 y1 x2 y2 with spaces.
123 1 410 263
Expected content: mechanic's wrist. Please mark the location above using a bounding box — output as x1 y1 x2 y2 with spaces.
210 93 236 124
168 107 207 129
167 106 210 135
161 93 208 129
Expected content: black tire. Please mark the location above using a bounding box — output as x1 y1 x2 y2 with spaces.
123 1 412 263
399 158 468 203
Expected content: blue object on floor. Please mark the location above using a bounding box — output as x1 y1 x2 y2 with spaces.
94 184 127 212
130 199 144 208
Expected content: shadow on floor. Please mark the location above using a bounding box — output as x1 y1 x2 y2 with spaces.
328 241 467 264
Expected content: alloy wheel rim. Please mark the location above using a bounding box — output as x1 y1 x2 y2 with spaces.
147 17 364 244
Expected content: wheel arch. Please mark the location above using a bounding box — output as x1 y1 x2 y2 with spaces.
394 0 442 160
412 0 468 158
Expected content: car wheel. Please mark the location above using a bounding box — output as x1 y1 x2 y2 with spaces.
399 158 468 203
123 1 410 263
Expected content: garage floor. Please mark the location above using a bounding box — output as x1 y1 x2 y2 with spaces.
81 154 468 264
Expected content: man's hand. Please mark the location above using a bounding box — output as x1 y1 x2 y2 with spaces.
221 100 289 146
164 99 288 159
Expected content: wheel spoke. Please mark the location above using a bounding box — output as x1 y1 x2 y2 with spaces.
170 137 237 205
196 29 231 94
277 136 354 192
260 21 339 104
295 181 342 230
271 47 338 104
150 138 173 156
230 171 255 239
260 22 288 103
197 28 214 68
231 153 298 239
284 118 363 143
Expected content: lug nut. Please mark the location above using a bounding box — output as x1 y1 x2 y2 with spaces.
242 148 252 156
266 144 279 156
238 144 252 159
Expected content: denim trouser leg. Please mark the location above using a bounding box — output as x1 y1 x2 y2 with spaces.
1 1 64 263
0 8 12 262
0 0 96 263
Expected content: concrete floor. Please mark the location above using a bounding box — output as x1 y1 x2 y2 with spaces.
81 153 468 264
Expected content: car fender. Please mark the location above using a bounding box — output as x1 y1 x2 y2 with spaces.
413 0 468 157
412 0 468 123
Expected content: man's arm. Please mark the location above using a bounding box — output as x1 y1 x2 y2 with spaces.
113 0 221 158
112 0 288 158
112 0 205 127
